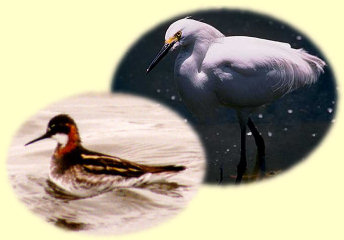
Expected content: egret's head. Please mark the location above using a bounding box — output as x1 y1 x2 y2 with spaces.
165 18 221 47
146 18 223 73
25 114 80 147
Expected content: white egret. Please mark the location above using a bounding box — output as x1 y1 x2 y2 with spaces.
146 18 325 183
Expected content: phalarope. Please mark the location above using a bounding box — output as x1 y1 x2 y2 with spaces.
25 114 185 197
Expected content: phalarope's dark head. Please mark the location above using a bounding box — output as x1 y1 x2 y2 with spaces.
25 114 80 148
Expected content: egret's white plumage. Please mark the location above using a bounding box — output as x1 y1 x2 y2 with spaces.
147 18 325 183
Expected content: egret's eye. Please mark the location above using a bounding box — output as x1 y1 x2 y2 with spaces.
175 31 182 39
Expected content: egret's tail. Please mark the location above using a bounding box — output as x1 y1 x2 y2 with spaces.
299 49 326 84
276 49 326 94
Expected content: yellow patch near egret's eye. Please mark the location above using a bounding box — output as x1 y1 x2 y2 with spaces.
165 36 178 44
165 31 182 44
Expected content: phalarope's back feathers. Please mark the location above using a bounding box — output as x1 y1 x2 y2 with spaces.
78 147 185 177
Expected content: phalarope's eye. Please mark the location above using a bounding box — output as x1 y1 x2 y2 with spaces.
175 31 182 39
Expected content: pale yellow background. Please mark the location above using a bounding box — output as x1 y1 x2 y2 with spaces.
0 0 343 239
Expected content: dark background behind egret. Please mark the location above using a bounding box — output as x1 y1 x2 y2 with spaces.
112 9 337 184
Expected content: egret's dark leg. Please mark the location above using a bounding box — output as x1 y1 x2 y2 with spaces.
247 118 266 177
236 119 247 184
219 162 224 184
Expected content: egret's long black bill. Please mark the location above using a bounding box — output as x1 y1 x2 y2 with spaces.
25 132 51 146
146 42 174 74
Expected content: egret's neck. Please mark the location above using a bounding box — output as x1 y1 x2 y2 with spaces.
175 39 213 91
179 39 210 71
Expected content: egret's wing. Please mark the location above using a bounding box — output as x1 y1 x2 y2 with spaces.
203 36 325 94
204 36 293 75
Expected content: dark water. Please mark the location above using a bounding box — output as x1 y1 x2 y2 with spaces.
111 9 337 184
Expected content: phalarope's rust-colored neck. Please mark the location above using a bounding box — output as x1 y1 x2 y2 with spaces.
25 114 185 198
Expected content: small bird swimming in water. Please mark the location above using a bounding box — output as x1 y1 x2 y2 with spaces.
25 114 185 197
147 18 325 183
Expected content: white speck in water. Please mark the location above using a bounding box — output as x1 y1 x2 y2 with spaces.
283 127 288 131
258 114 263 119
184 119 188 123
268 131 272 137
327 108 333 113
226 149 230 152
216 132 220 136
312 133 317 137
156 89 161 93
233 144 237 148
171 95 176 101
332 101 335 104
287 109 293 114
296 35 302 40
247 132 252 136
